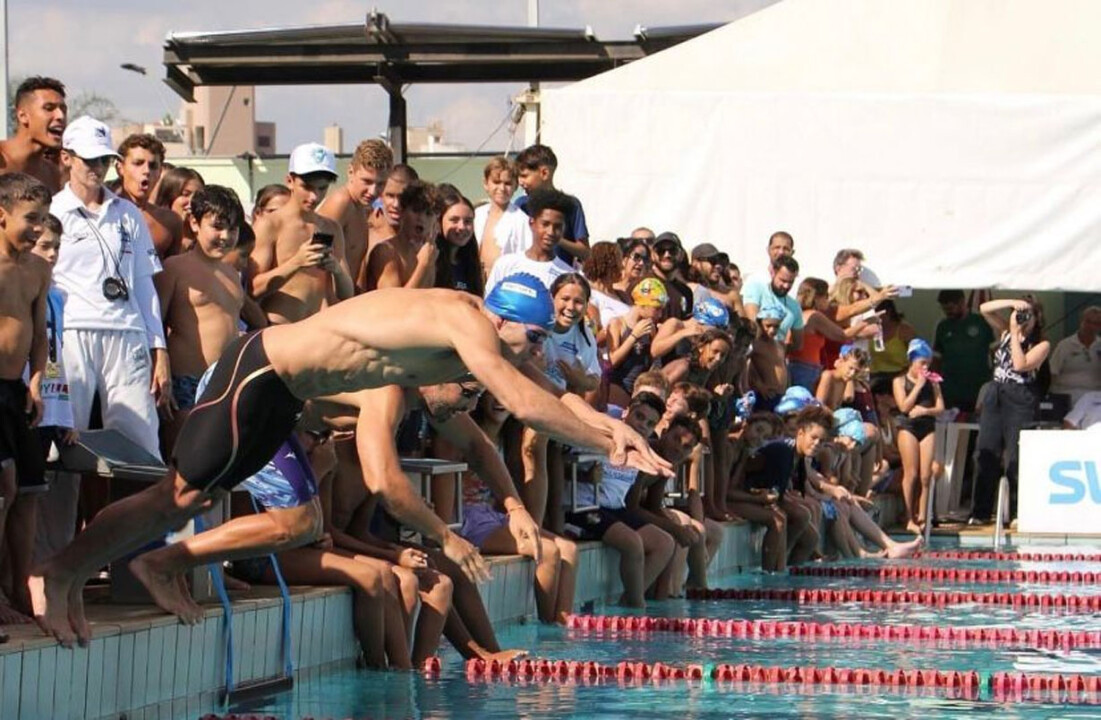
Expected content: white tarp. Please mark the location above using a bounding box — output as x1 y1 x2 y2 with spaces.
542 0 1101 291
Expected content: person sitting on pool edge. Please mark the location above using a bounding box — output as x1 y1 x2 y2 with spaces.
29 272 671 647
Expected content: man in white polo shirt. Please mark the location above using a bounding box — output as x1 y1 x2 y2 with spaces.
1050 307 1101 406
50 116 169 459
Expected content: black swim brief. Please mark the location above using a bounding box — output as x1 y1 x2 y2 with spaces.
173 332 304 494
0 379 46 492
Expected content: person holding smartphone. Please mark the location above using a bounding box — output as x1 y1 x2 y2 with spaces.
249 143 354 325
970 296 1051 525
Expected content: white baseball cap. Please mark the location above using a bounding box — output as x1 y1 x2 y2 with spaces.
62 116 119 160
288 142 338 178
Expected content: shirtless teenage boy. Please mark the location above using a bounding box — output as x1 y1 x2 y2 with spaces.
249 143 354 324
366 164 418 257
30 273 671 646
748 309 790 412
0 78 67 193
358 181 441 292
0 174 52 630
317 139 392 282
113 134 185 259
154 185 246 447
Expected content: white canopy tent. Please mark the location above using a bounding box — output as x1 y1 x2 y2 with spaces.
541 0 1101 291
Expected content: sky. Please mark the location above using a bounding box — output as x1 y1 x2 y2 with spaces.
5 0 771 153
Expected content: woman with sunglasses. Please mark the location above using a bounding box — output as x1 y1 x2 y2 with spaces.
613 238 650 302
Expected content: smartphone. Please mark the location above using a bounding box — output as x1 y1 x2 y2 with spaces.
312 231 334 249
897 285 913 298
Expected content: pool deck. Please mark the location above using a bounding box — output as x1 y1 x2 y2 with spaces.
2 494 1096 720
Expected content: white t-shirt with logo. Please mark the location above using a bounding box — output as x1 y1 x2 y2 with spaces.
50 185 162 336
542 322 601 391
484 253 573 296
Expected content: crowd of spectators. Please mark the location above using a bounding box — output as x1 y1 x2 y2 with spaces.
1 75 1098 657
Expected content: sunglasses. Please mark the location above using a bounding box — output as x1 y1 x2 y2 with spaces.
628 252 650 263
655 245 678 256
458 383 485 400
525 328 549 345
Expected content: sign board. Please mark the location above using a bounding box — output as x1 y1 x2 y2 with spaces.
1018 429 1101 535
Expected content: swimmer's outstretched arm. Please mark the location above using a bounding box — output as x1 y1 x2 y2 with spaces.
354 386 490 582
430 413 543 563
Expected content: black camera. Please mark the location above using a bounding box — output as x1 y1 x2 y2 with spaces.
1015 309 1032 325
312 231 334 249
102 276 129 302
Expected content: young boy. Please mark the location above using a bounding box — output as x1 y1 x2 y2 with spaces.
27 216 80 584
113 134 184 258
358 181 442 292
484 187 575 295
475 157 530 279
155 185 247 448
0 173 52 628
317 139 393 283
748 309 790 412
513 144 589 264
249 143 353 324
815 344 871 411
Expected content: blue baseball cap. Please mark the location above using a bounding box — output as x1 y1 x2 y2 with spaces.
907 338 933 361
484 273 555 329
693 297 730 328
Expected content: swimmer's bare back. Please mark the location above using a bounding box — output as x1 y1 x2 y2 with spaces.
263 288 487 399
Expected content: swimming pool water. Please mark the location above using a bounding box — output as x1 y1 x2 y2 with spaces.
205 545 1101 719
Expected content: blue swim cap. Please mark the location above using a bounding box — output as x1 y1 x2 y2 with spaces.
756 305 785 322
693 297 730 328
833 407 867 444
907 338 933 361
484 273 555 329
775 385 820 415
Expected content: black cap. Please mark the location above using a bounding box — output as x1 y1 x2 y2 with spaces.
653 232 682 251
691 243 721 261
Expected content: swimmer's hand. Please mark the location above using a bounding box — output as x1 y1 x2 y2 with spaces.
398 547 430 570
506 505 542 565
26 380 43 427
442 531 491 583
609 421 674 477
61 428 79 445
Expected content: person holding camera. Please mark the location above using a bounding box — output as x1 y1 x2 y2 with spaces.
970 296 1051 525
50 116 170 459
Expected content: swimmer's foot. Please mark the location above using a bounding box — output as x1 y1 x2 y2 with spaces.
477 647 528 663
28 567 78 647
67 583 92 645
886 535 924 560
129 556 203 624
905 520 923 535
859 547 887 559
176 574 205 624
0 597 32 625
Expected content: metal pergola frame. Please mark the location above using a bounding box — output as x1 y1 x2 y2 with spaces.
162 11 721 160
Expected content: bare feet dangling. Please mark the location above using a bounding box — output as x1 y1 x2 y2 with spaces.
886 535 924 559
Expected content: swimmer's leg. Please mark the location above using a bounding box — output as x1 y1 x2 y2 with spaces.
31 469 214 646
132 498 323 620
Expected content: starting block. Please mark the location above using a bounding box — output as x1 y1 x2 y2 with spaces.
54 429 220 603
401 457 466 530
